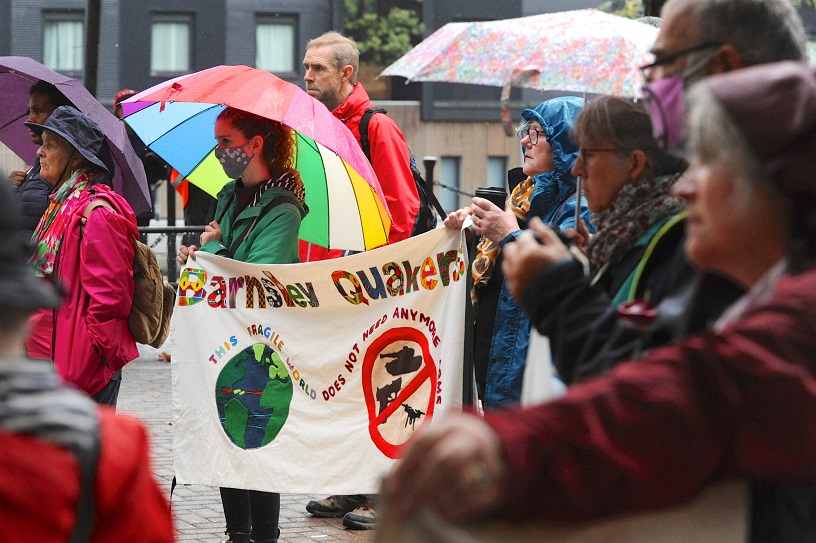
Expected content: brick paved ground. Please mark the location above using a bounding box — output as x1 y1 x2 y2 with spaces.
118 345 375 543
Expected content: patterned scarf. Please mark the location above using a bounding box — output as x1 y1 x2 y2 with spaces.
586 173 685 270
252 170 306 206
30 169 101 277
471 176 535 304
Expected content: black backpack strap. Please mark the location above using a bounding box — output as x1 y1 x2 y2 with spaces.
169 475 177 513
70 431 101 543
215 191 236 225
420 169 446 218
554 191 578 223
227 195 304 258
361 107 446 220
359 107 387 163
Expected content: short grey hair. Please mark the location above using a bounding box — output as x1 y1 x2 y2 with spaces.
685 81 776 203
683 0 808 66
306 31 360 83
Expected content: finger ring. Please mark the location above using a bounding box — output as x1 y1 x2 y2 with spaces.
474 217 480 226
463 462 491 489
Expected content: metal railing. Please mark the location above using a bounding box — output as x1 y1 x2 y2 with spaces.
138 225 205 284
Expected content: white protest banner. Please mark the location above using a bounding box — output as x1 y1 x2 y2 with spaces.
171 227 468 494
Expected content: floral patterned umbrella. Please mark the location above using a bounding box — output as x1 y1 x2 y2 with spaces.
381 9 658 97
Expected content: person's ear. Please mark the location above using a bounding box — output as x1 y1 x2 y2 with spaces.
250 134 265 154
629 149 648 181
68 150 84 172
340 64 354 84
707 44 743 75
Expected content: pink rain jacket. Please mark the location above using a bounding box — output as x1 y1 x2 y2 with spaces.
53 184 139 396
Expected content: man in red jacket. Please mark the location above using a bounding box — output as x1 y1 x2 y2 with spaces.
0 180 174 542
299 31 422 529
300 31 420 262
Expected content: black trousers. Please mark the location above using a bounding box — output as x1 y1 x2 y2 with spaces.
91 370 122 409
220 487 279 542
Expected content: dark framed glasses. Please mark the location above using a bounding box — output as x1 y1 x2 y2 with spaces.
639 42 723 76
517 127 546 145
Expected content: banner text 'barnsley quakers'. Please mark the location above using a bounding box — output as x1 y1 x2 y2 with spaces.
177 249 466 310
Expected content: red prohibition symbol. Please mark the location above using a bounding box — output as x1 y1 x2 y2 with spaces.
362 327 437 458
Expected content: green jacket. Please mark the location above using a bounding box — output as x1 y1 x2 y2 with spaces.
200 181 306 264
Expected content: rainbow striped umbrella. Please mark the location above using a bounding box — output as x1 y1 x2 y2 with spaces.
121 65 391 252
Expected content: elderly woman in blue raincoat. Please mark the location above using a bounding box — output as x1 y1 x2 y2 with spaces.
445 96 592 408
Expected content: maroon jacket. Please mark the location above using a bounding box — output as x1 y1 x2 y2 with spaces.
484 267 816 525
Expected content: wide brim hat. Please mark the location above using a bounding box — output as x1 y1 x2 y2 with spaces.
24 105 110 173
0 183 61 310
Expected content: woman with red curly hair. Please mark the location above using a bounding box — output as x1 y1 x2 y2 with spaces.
177 107 308 542
178 107 307 266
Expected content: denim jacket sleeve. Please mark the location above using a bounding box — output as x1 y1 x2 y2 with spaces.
499 229 523 248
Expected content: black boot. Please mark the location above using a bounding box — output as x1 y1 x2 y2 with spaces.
222 531 250 543
249 527 280 543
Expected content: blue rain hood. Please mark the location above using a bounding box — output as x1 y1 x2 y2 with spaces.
521 96 584 217
521 96 583 181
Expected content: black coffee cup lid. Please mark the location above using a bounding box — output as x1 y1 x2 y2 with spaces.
475 186 507 195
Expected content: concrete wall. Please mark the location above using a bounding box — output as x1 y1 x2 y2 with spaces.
0 0 11 55
0 0 334 106
377 101 522 210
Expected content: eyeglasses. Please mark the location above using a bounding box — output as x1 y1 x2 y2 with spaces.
577 147 625 163
517 127 546 145
639 42 723 76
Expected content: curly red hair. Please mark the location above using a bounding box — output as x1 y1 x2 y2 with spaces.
216 107 296 177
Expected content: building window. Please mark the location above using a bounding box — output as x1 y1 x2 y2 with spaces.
44 16 84 74
487 156 507 188
256 15 297 74
439 156 462 212
151 15 192 75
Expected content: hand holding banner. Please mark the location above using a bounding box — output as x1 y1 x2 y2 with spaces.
172 228 468 494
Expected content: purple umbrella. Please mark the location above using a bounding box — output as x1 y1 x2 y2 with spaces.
0 56 150 215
